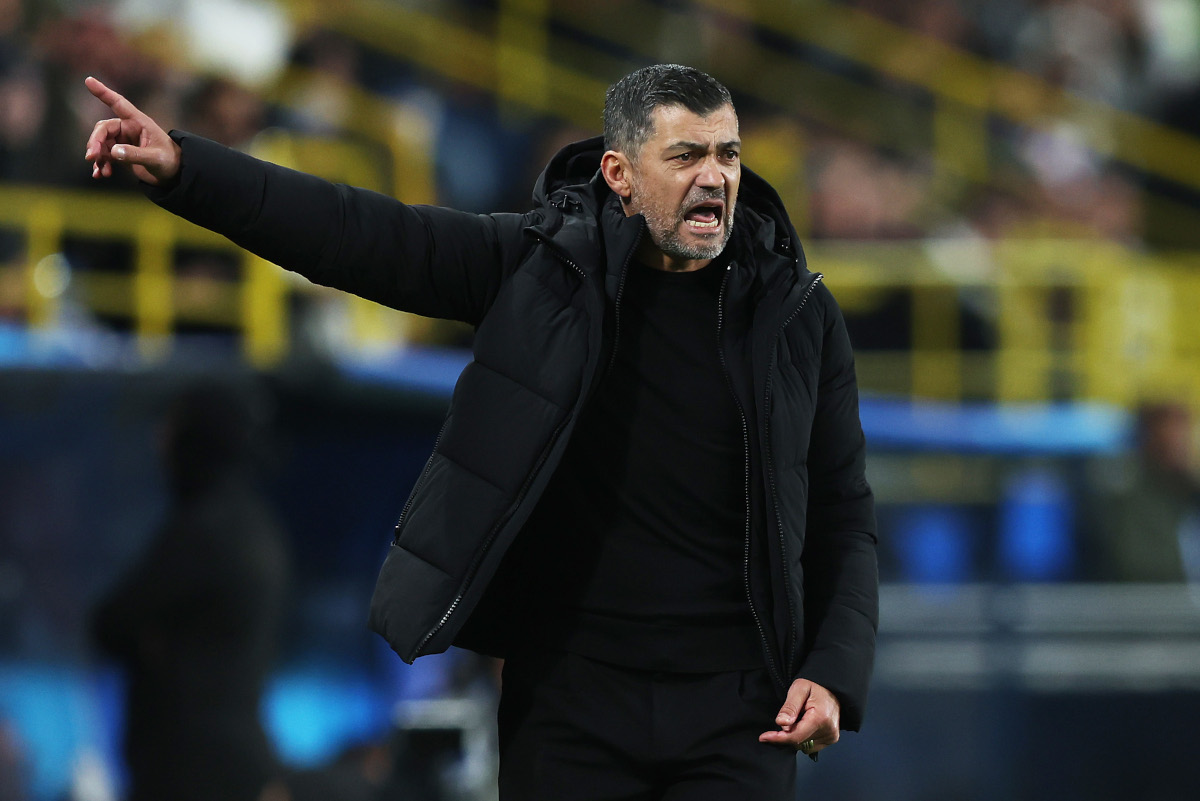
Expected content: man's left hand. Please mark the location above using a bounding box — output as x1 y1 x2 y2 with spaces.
758 678 840 756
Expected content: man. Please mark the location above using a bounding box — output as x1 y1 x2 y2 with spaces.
91 382 291 801
84 64 878 799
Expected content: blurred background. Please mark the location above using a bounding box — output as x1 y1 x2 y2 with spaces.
2 0 1200 798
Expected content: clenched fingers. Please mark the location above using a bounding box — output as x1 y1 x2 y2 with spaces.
758 678 841 755
86 118 124 178
758 706 839 753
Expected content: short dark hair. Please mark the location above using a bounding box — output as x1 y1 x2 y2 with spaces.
603 64 734 156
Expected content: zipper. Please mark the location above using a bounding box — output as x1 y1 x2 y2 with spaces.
761 272 823 670
718 263 785 690
395 231 587 544
393 421 450 544
603 223 644 377
408 241 590 661
526 231 588 282
409 410 572 660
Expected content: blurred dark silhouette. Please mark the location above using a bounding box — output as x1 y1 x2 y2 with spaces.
0 718 27 801
1089 401 1200 582
90 379 292 801
181 75 268 152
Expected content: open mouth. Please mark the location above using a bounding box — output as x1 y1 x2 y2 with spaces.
683 200 724 231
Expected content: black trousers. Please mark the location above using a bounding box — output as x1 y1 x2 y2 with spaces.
497 650 798 801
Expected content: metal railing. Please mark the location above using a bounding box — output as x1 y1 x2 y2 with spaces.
278 0 1200 235
0 131 424 367
812 238 1200 407
4 176 1199 408
877 583 1200 691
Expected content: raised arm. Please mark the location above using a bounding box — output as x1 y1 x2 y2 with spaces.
83 77 525 324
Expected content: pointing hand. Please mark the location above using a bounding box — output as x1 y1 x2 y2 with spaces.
83 76 182 187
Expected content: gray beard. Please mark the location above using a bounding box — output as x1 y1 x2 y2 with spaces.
633 190 735 262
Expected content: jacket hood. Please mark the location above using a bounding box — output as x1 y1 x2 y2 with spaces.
531 134 809 277
531 135 606 208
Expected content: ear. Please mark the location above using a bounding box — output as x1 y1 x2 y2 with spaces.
601 150 633 201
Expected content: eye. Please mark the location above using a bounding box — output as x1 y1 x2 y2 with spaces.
675 152 693 162
724 150 740 161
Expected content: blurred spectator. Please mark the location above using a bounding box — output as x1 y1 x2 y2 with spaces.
282 29 362 135
0 51 48 183
807 140 928 240
170 75 270 348
1015 121 1146 242
181 75 267 151
90 380 292 801
1009 0 1148 110
1088 402 1199 582
0 718 28 801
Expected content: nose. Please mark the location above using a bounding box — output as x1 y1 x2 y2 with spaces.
696 156 723 189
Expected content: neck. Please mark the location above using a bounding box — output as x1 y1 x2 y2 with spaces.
636 237 712 273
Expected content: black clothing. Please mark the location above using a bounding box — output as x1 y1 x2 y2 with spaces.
146 132 879 730
91 471 290 801
497 650 797 801
510 254 760 673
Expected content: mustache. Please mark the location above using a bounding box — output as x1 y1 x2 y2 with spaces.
682 189 727 208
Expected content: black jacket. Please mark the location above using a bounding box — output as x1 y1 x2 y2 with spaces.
148 132 879 730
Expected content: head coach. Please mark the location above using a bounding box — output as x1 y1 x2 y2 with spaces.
85 62 879 800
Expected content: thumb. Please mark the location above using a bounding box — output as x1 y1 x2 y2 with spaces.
776 683 811 728
111 142 179 184
111 144 155 166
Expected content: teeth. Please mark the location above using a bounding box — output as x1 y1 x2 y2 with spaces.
685 219 719 229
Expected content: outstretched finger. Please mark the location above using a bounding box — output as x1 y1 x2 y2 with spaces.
84 76 142 121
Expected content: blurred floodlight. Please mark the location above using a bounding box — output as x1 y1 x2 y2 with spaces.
1143 0 1200 89
116 0 292 88
184 0 291 87
32 254 70 299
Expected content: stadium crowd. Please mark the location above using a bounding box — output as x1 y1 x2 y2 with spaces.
2 0 1200 246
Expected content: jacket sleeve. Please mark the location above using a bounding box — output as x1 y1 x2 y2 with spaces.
796 286 879 732
144 131 533 325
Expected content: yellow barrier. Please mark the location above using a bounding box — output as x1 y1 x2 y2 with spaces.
280 0 1200 244
0 132 426 367
3 179 1198 410
810 238 1200 409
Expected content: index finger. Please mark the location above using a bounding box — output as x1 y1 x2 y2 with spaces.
84 76 142 121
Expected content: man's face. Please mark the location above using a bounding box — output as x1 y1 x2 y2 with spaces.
624 103 741 266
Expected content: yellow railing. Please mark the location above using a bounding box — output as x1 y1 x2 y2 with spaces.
0 132 429 366
280 0 1200 244
101 0 1200 255
281 0 608 131
4 181 1199 409
8 0 1200 404
289 0 1200 187
811 238 1200 409
723 0 1200 192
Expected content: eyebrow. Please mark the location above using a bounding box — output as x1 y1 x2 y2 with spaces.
665 139 742 152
